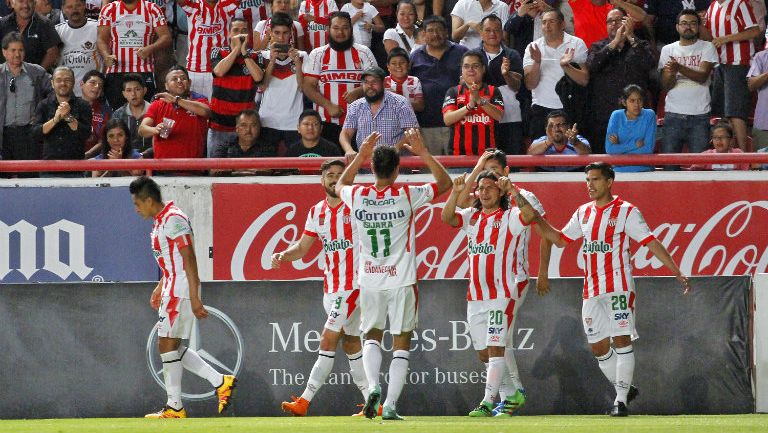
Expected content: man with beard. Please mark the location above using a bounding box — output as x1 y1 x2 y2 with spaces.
56 0 99 97
658 9 717 166
586 8 654 154
97 0 171 108
340 66 418 155
34 66 92 176
303 11 377 149
272 159 372 416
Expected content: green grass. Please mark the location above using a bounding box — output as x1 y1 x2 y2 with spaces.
0 415 766 433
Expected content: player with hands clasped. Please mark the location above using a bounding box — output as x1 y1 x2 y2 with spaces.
515 162 692 417
129 176 236 419
335 129 452 421
442 151 546 417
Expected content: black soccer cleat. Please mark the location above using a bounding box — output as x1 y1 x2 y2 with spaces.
610 401 629 417
627 385 639 404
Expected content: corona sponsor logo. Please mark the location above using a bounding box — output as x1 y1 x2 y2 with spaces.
354 208 406 222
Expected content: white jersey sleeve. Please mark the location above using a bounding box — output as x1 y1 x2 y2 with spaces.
406 183 438 208
165 214 193 240
456 206 476 232
303 206 319 237
339 184 356 208
623 206 654 244
561 207 584 242
303 45 324 77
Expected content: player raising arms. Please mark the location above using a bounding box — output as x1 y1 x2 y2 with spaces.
517 162 692 417
336 129 451 420
129 176 235 419
442 152 545 417
272 159 371 416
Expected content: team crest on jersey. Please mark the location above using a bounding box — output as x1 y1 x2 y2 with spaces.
343 215 351 225
607 218 618 227
83 41 94 50
125 20 134 28
492 220 501 229
584 317 592 326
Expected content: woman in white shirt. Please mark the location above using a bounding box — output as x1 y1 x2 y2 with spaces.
383 0 418 54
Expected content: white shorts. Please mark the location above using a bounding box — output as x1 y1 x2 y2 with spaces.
360 285 418 335
582 291 638 344
322 289 362 335
157 296 194 339
188 70 213 99
467 286 527 351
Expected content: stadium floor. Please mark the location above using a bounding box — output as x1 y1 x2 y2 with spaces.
0 415 765 433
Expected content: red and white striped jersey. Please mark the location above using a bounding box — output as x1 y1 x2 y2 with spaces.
303 43 377 124
299 0 338 50
151 201 194 299
234 0 270 33
384 75 423 104
560 197 656 300
340 183 438 290
183 0 238 72
706 0 758 65
303 199 358 294
98 0 167 73
455 189 544 301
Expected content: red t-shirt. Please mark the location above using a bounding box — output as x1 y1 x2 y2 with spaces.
146 97 209 159
570 0 612 49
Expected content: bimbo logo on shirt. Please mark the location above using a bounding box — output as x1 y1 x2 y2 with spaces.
195 24 224 36
582 240 612 254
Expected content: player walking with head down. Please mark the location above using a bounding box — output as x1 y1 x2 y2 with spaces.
272 159 371 416
442 151 545 417
129 176 236 419
518 162 692 417
335 129 452 420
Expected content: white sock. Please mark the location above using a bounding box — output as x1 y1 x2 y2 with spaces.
347 350 369 400
383 350 410 409
161 350 183 410
596 348 617 386
301 350 335 402
505 349 524 391
482 356 505 403
178 346 224 388
614 345 635 404
363 340 382 389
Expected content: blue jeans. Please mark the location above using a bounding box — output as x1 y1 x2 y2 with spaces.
662 113 710 170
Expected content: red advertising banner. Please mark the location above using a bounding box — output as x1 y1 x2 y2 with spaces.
212 181 768 281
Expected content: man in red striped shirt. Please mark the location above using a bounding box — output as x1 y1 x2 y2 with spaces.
208 17 264 157
179 0 239 99
523 162 692 417
702 0 762 151
272 159 371 417
97 0 171 109
302 11 377 147
442 49 504 156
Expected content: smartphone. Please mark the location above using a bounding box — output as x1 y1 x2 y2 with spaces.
274 43 291 53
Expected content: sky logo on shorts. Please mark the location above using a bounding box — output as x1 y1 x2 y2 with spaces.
582 240 612 254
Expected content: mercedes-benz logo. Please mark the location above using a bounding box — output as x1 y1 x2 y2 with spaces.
146 306 245 401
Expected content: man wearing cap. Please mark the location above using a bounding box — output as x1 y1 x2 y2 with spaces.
340 65 419 158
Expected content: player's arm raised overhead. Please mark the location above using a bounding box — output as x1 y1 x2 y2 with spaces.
335 131 380 196
271 235 317 268
401 128 452 195
456 150 494 209
441 173 467 227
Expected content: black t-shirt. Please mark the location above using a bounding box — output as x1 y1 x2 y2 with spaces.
0 13 62 66
646 0 710 45
285 138 343 157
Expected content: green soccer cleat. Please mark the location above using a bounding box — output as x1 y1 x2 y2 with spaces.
363 384 381 419
382 406 405 420
495 388 527 417
468 401 494 417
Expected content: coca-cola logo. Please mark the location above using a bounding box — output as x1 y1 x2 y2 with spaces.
214 184 768 281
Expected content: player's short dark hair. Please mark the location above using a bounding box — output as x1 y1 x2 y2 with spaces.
1 31 23 49
585 162 615 180
542 8 565 22
229 17 248 29
130 176 163 203
298 109 322 124
372 145 400 179
329 11 352 27
320 159 345 173
387 47 410 64
270 12 293 30
487 149 507 170
121 73 146 90
547 109 569 123
82 69 105 84
473 170 510 211
422 15 447 30
462 49 485 66
677 9 700 25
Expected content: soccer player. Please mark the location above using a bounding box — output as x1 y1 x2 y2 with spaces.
335 129 452 420
271 159 371 416
129 176 236 419
519 162 692 417
442 152 545 417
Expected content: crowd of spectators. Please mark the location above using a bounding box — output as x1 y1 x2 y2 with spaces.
0 0 766 177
